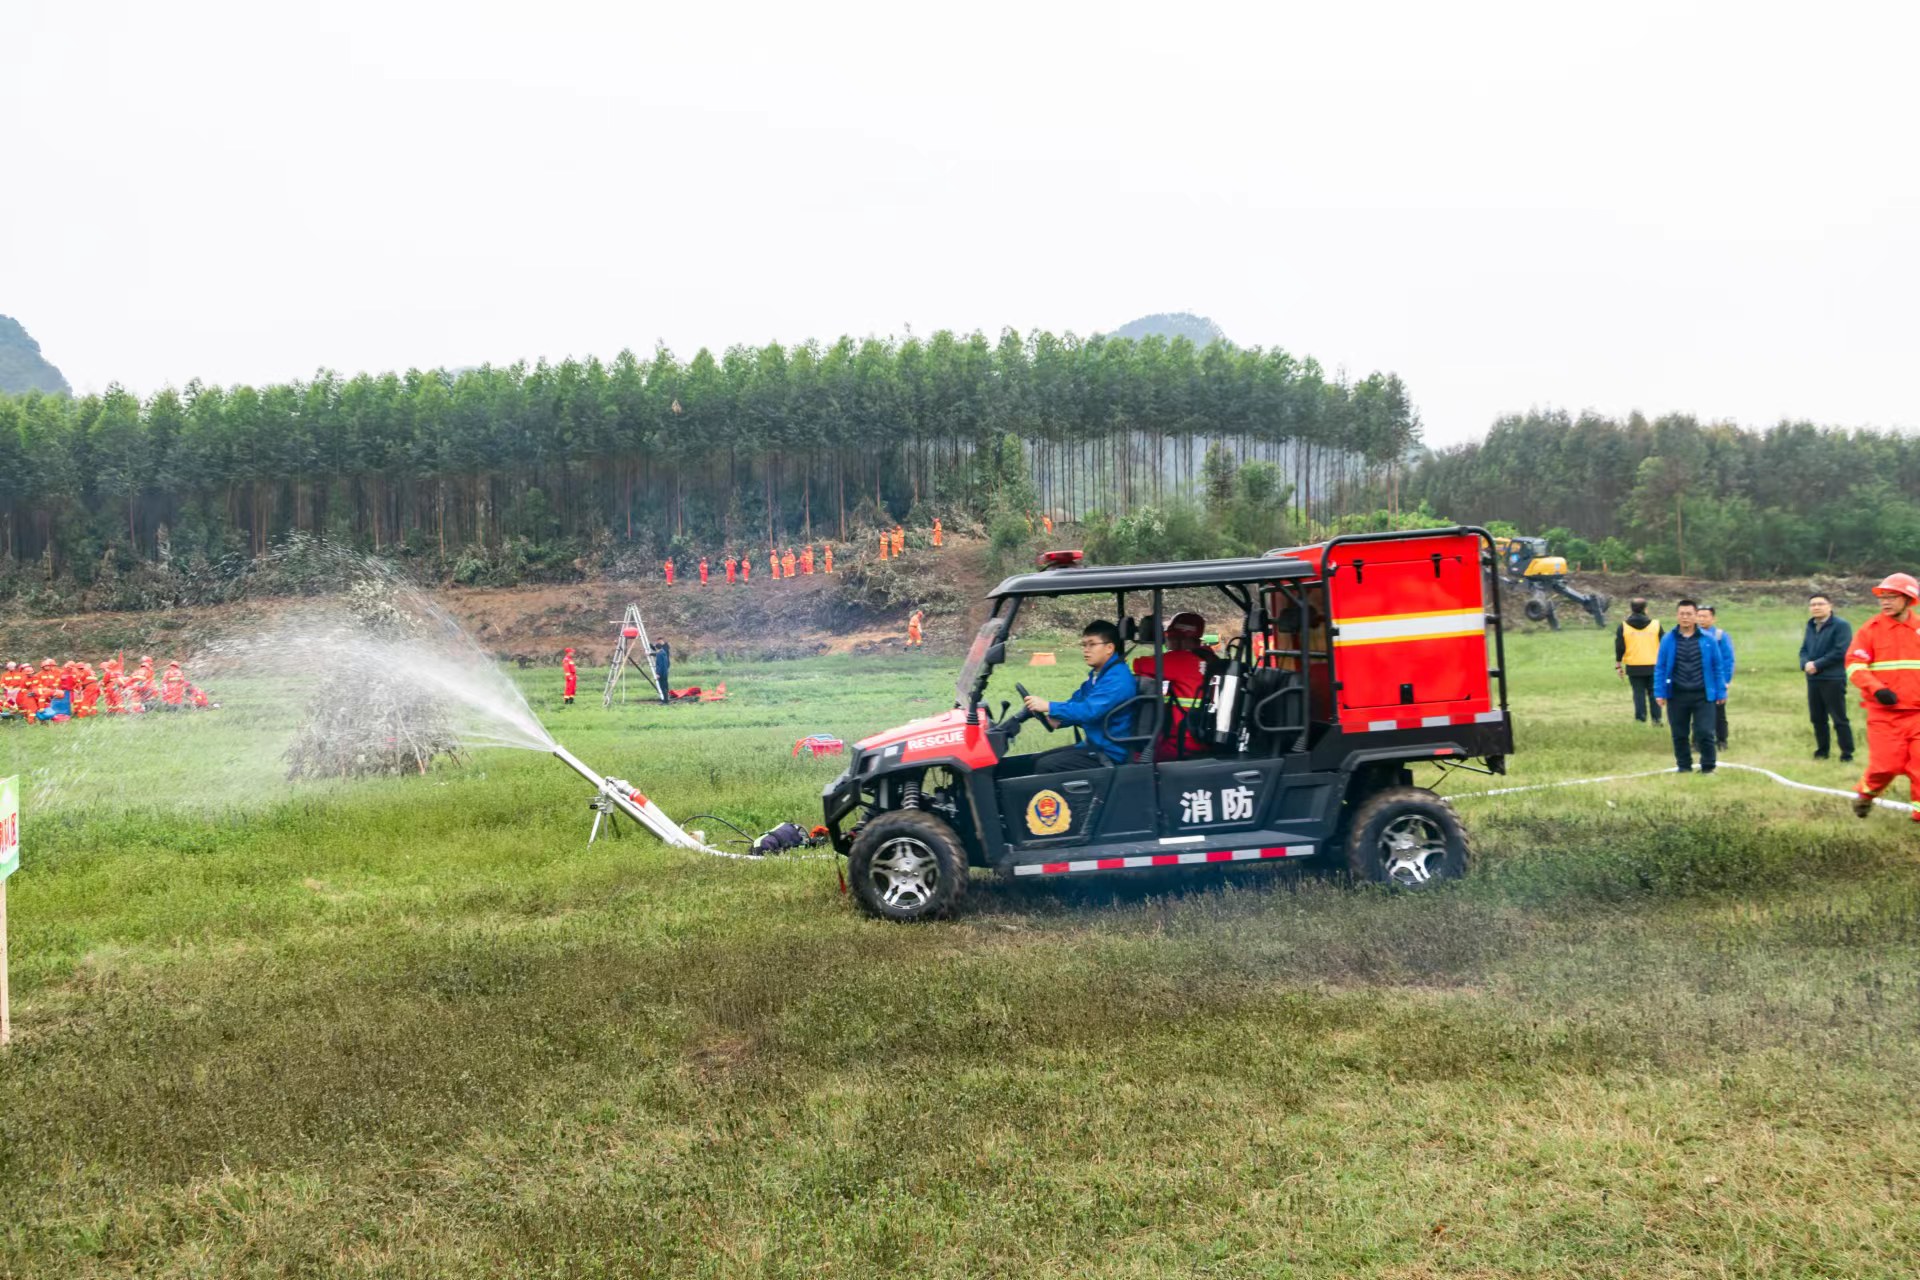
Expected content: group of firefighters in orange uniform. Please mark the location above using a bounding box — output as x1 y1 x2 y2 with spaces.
661 544 837 586
1 655 213 724
660 521 952 584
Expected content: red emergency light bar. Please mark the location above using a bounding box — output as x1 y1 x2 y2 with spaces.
1036 549 1085 569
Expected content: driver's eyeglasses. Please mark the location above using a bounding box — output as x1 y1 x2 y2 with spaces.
1079 638 1109 649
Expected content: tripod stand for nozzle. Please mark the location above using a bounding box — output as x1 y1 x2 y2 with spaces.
603 603 664 707
587 792 624 843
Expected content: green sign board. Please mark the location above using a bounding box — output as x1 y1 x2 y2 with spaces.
0 775 17 881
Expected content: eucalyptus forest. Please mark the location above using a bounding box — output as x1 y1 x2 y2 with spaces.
0 330 1415 585
2 324 1913 604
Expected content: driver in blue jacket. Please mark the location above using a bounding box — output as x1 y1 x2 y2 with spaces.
1021 620 1136 771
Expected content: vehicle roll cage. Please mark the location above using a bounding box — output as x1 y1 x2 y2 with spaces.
966 525 1510 747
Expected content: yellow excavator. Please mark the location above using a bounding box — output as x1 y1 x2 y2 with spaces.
1492 536 1610 630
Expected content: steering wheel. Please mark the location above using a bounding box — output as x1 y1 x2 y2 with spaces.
1015 682 1056 732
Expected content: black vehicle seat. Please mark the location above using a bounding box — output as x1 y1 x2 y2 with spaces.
1246 666 1305 754
1102 675 1163 763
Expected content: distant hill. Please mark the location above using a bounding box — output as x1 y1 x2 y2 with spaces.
1104 311 1229 346
0 315 71 395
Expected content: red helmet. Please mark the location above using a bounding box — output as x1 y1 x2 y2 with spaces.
564 647 575 656
1873 573 1920 601
1167 612 1206 639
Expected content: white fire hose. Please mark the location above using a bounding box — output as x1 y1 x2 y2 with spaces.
1449 760 1915 814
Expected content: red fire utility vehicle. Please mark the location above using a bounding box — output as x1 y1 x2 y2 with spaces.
822 527 1513 921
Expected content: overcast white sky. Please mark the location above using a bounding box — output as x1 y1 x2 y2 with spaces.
3 1 1915 445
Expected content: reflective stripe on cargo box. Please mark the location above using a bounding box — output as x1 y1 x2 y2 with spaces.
1333 610 1486 646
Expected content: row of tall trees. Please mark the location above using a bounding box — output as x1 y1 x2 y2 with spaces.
0 329 1418 578
1408 410 1920 576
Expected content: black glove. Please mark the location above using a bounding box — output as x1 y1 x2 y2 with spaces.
1875 688 1898 707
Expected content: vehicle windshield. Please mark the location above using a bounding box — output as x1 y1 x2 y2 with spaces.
955 616 1007 706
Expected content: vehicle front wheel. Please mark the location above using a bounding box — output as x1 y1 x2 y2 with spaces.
847 810 970 921
1344 786 1471 889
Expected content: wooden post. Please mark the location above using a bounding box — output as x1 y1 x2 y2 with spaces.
1 877 9 1047
1 773 15 1047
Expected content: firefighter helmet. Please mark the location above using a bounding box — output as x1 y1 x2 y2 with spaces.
1167 612 1206 638
1873 573 1920 601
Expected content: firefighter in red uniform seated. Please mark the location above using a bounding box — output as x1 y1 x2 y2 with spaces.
36 659 62 715
14 663 40 720
161 661 188 708
1850 572 1920 821
75 664 102 716
1132 612 1210 758
562 647 578 705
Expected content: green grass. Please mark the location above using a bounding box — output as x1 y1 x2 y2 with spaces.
3 609 1919 1277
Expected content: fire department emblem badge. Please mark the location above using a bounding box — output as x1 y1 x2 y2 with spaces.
1026 789 1072 835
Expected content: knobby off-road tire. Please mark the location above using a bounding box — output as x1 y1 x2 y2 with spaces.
1344 786 1472 889
847 809 970 922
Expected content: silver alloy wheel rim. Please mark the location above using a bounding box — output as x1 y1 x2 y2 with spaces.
869 836 940 911
1379 813 1449 887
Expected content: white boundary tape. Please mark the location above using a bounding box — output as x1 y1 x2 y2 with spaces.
1451 761 1916 815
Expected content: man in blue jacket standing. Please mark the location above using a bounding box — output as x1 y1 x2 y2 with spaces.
1654 599 1728 773
1696 604 1735 750
1021 620 1136 772
1799 592 1854 761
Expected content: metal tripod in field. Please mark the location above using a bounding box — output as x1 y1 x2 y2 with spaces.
603 603 664 706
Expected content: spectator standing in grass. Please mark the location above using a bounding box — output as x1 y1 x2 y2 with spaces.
1696 604 1735 749
1654 598 1727 774
1801 593 1854 762
1613 596 1664 726
651 638 671 705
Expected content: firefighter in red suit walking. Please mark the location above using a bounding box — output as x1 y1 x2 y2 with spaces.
1850 572 1920 821
562 648 577 706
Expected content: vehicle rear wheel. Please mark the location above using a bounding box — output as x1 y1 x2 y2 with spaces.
847 809 970 922
1344 786 1470 889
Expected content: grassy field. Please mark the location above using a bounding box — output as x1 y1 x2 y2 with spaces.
3 603 1918 1277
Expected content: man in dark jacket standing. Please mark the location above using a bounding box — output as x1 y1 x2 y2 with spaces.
651 638 671 705
1614 597 1663 725
1800 592 1854 761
